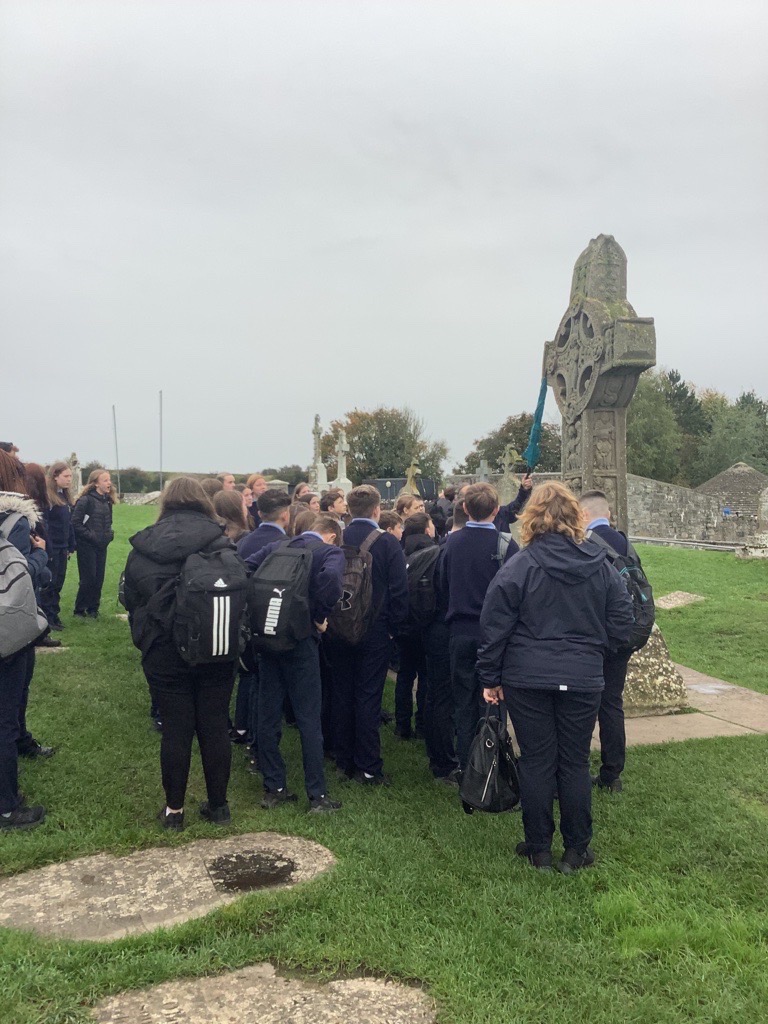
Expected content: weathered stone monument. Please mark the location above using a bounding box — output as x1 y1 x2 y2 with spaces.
498 444 520 505
400 458 422 496
69 452 82 495
308 414 328 494
544 234 656 533
330 430 353 492
545 236 686 714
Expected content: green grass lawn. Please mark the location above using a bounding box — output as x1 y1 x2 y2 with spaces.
1 507 767 1024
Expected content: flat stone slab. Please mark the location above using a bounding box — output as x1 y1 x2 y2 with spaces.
33 645 70 653
600 713 756 748
0 833 335 942
676 664 768 732
115 613 129 621
655 591 706 610
94 963 436 1024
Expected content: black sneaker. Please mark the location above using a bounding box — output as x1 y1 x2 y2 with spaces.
261 789 298 809
247 757 261 775
557 847 596 875
157 807 184 831
86 610 99 619
352 770 391 787
515 841 553 871
229 729 249 745
0 805 46 831
18 740 55 759
73 610 87 618
199 801 231 825
49 621 64 632
308 794 342 814
380 710 395 725
592 775 623 793
35 635 62 648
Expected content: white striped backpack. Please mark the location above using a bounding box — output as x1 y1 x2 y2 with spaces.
172 548 248 665
0 513 49 659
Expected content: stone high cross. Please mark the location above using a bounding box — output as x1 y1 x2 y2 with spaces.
544 235 656 532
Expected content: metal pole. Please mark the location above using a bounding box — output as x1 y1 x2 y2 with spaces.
159 390 164 491
112 404 122 495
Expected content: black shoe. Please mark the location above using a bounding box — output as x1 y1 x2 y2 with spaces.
353 770 391 787
35 635 62 648
247 757 261 775
515 842 553 871
86 610 99 619
308 794 342 814
73 610 87 618
49 621 64 632
152 717 163 733
434 767 462 788
592 775 623 793
335 766 354 782
18 740 55 759
261 788 298 809
229 729 249 745
393 728 413 740
380 710 395 725
199 801 231 824
557 847 596 875
0 805 46 831
157 807 184 831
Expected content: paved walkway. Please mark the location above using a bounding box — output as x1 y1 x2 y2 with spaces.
595 664 768 749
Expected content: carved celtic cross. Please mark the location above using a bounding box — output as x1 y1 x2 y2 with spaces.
544 235 656 531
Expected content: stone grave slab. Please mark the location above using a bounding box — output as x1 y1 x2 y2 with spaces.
0 833 335 942
655 591 706 610
609 713 756 748
676 664 768 732
94 963 436 1024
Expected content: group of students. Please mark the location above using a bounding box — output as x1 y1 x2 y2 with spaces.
2 447 642 873
0 444 116 830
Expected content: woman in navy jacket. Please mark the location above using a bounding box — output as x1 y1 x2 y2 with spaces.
478 481 633 874
72 469 115 618
42 461 76 630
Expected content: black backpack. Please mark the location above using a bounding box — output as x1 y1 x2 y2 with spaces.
459 705 520 814
248 542 314 653
173 547 249 665
402 545 441 635
327 529 383 646
588 531 655 654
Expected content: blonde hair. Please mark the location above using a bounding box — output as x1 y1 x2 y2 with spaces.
518 481 585 546
78 469 117 504
46 461 73 507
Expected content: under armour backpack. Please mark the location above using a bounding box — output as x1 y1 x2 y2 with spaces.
173 547 249 665
248 543 314 653
588 531 655 654
0 513 49 659
402 545 441 636
327 529 383 646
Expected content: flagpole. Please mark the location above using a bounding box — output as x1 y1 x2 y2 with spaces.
159 390 163 491
112 404 122 495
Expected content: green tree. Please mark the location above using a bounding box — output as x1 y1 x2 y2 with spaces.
260 464 307 486
626 371 682 481
660 369 709 485
455 414 561 474
320 407 448 484
691 399 768 484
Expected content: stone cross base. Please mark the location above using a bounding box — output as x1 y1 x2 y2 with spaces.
624 627 688 716
330 476 353 492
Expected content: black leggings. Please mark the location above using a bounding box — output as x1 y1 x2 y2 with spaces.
143 644 235 810
74 542 108 614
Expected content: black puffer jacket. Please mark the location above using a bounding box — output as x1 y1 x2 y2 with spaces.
477 532 633 692
123 509 230 656
72 491 114 549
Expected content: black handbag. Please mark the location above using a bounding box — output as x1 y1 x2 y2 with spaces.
459 703 520 814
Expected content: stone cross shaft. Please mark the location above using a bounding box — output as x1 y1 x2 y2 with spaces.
336 430 349 480
544 235 656 532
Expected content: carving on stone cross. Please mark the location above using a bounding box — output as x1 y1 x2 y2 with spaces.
402 459 422 496
544 234 656 532
330 429 352 492
308 414 327 493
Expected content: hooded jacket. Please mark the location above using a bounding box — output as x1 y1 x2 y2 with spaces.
477 532 633 692
123 509 231 656
0 492 51 593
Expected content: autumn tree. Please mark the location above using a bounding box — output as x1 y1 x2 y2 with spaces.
455 413 561 474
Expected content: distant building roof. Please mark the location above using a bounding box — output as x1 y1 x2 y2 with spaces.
696 462 768 515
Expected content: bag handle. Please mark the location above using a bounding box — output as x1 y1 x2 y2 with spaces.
359 528 384 557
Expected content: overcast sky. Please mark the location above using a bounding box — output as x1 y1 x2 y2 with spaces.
2 1 766 474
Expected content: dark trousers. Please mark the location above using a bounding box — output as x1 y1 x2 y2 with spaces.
327 626 391 776
143 643 235 810
449 633 483 771
40 547 68 624
394 636 427 737
423 620 458 778
258 638 326 799
234 669 255 735
0 649 33 813
16 646 35 752
74 542 108 614
597 652 631 784
319 639 334 755
505 686 601 855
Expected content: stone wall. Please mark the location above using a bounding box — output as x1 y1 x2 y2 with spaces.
446 472 759 543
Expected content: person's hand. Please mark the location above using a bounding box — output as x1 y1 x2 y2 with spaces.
314 619 328 634
483 686 503 704
521 475 533 491
31 534 46 551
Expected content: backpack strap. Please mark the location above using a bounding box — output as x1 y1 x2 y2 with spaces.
359 528 384 556
493 531 512 564
585 528 620 559
0 513 24 543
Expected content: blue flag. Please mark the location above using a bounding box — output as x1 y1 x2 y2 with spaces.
522 376 549 471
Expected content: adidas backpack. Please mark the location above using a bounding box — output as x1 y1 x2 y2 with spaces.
248 542 314 653
402 545 441 636
327 529 383 646
588 530 655 654
173 547 249 665
0 513 49 659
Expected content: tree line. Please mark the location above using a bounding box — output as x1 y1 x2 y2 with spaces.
83 376 767 493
